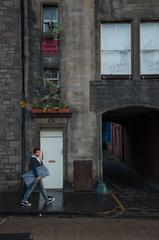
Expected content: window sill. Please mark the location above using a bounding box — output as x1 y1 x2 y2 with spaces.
101 75 132 80
140 75 159 80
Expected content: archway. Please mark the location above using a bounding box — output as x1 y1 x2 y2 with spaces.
102 105 159 191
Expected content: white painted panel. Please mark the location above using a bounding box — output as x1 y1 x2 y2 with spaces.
40 130 62 138
141 50 159 74
101 50 131 75
40 130 63 189
101 23 131 74
101 23 131 51
140 22 159 74
140 23 159 50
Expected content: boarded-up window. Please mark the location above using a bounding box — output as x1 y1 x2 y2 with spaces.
101 23 131 75
140 22 159 75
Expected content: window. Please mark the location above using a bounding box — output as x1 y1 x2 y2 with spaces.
140 22 159 75
43 68 60 87
101 23 131 76
43 5 58 33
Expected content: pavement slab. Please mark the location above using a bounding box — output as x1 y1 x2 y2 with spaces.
1 217 159 240
0 191 118 216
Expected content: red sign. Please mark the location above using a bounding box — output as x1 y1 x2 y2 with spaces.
42 40 59 55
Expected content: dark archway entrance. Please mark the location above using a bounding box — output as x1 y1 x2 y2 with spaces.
102 106 159 192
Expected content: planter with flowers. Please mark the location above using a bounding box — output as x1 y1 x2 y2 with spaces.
31 81 72 118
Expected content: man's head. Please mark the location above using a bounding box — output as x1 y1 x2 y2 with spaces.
33 148 41 157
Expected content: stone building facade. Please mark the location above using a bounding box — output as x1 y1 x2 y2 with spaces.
91 0 159 183
1 0 159 190
0 0 97 190
0 0 22 190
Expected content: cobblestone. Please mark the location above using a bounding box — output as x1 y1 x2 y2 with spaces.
104 159 159 218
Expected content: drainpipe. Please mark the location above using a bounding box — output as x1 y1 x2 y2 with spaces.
96 112 108 194
21 0 25 174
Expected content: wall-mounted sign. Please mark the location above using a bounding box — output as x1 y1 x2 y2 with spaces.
42 39 59 54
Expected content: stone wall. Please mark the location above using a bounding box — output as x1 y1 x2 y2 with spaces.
60 0 97 181
98 0 159 18
0 0 22 190
90 80 159 113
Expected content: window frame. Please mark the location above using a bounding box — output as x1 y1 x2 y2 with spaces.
41 3 59 34
140 20 159 79
100 21 133 80
43 67 60 87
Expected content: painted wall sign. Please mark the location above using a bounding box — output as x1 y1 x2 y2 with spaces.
42 39 59 54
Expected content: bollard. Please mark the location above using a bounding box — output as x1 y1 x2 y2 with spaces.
96 181 108 194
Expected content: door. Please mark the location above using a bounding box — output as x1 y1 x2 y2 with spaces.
40 129 63 189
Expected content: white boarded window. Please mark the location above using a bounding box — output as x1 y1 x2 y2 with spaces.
140 22 159 75
101 23 131 75
43 6 58 32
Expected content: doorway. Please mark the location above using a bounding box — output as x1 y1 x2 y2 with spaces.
40 129 63 189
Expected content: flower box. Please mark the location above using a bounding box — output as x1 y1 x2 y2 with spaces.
31 108 72 118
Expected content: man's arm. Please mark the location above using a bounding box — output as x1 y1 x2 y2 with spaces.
30 157 39 177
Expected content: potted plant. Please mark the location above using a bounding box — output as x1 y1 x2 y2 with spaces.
31 80 72 116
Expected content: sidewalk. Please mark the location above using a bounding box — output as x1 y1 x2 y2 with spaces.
0 191 119 216
1 216 159 240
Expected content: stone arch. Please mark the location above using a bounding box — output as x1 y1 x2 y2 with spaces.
100 103 159 116
101 103 159 184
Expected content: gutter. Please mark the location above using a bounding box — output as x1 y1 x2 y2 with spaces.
20 0 25 174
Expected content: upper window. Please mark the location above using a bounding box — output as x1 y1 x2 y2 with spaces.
43 5 58 33
43 68 60 87
101 23 131 75
140 22 159 75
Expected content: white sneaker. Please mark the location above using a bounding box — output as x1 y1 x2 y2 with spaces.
46 197 55 205
21 201 31 207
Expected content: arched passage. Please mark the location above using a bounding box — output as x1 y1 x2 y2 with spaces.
102 105 159 190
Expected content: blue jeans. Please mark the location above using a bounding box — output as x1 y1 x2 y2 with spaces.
22 179 48 202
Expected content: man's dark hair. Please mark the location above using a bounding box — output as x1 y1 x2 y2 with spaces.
33 148 40 154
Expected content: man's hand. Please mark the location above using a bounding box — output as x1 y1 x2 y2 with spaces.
36 176 41 182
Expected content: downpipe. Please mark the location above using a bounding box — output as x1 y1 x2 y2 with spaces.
21 0 25 176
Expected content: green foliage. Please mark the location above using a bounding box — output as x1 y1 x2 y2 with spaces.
32 78 69 110
44 22 59 40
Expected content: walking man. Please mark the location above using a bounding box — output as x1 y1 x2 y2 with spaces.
21 148 55 207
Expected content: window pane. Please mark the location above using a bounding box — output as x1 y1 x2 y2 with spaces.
43 6 58 22
101 50 131 75
43 6 58 32
141 23 159 50
140 22 159 74
141 50 159 74
101 23 131 75
101 23 131 51
43 68 59 79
